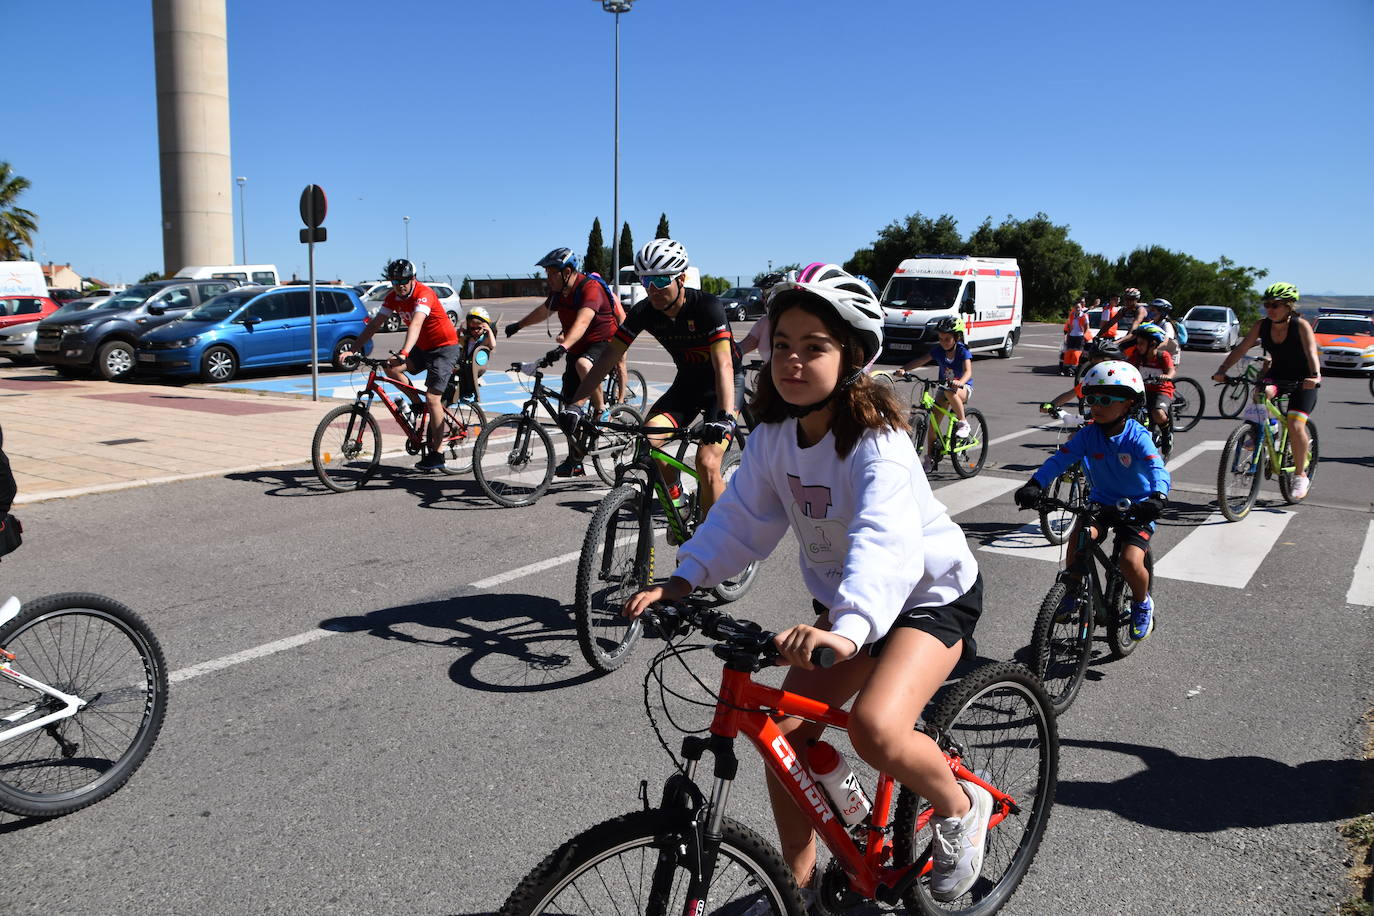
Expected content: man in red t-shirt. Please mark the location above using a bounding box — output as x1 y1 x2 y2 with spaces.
347 258 460 471
505 247 623 476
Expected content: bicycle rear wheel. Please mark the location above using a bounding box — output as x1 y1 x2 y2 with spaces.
1038 465 1083 546
950 408 988 478
893 662 1058 916
311 404 381 492
590 404 643 486
0 594 168 818
500 808 803 916
575 484 653 673
622 368 648 412
1029 579 1093 715
1170 377 1205 432
473 414 556 508
707 449 761 603
1277 418 1319 503
1216 423 1262 522
1217 378 1249 418
437 401 486 476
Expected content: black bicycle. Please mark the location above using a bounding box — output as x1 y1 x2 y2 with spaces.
1022 497 1155 715
603 362 648 413
1036 410 1090 546
472 357 643 508
574 420 759 672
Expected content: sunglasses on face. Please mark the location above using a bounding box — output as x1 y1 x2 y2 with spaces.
391 280 411 288
1083 394 1131 406
1263 301 1290 309
641 274 676 290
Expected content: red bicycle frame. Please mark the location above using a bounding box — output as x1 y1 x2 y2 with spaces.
706 665 1020 899
355 363 435 451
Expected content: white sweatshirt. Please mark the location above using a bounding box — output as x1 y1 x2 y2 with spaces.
674 420 978 651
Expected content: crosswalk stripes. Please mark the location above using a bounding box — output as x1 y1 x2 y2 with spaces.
1150 508 1294 588
1348 520 1374 607
932 476 1020 516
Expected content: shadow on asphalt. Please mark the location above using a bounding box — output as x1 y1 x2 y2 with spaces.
319 592 604 694
1056 737 1374 831
226 466 606 511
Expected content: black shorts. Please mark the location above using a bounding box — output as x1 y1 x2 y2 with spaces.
1265 378 1318 417
648 371 746 428
1077 513 1154 554
812 573 983 662
561 340 612 401
410 344 461 395
1064 335 1085 351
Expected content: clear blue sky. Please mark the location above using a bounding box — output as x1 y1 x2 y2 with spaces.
10 0 1373 294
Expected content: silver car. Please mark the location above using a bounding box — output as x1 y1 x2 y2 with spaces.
363 281 461 333
1181 305 1241 351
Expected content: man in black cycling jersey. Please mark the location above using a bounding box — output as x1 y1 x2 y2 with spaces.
567 238 742 517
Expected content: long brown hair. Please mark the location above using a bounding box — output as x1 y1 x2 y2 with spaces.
750 298 909 458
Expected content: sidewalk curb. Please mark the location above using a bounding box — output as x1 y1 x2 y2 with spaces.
13 456 311 505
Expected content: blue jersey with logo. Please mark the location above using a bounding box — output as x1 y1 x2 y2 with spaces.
927 342 974 389
1031 418 1170 504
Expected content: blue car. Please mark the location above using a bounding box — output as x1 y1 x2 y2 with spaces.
136 285 373 382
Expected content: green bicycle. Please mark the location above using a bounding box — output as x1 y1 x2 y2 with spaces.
1216 381 1320 521
880 372 989 477
574 420 760 673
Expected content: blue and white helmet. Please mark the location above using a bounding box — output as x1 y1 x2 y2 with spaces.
536 247 579 271
1081 360 1144 399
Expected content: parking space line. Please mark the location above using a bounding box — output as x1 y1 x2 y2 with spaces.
1347 520 1374 607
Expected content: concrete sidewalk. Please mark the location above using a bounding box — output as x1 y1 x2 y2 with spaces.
1 366 409 504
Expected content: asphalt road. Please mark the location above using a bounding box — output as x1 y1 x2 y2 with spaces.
2 312 1371 915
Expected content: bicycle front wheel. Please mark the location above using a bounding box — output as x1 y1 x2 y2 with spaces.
1038 466 1083 546
1217 378 1249 418
473 414 556 508
311 404 381 492
1029 580 1093 715
590 404 644 486
1105 550 1153 659
708 449 761 603
0 594 169 818
950 407 989 478
1217 423 1262 522
1170 377 1205 432
437 401 486 476
1277 417 1319 503
893 662 1058 916
575 484 652 673
500 808 804 916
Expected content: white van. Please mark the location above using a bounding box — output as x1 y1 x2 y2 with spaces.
0 261 50 297
878 255 1022 360
618 265 701 308
176 264 280 286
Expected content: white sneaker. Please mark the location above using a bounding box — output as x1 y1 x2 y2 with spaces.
954 421 971 439
929 781 993 902
1290 473 1310 500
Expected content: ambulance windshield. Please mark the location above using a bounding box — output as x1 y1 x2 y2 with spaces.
882 277 961 311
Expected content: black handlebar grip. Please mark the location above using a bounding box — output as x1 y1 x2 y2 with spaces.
811 646 837 669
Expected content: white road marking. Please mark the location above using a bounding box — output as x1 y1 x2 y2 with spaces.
1152 508 1295 588
1164 440 1224 473
168 629 337 683
979 523 1068 563
935 476 1021 516
470 548 586 589
1347 520 1374 607
990 425 1050 447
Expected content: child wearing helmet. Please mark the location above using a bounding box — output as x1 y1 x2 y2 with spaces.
456 306 496 402
1038 337 1124 417
625 265 989 904
1015 360 1171 641
1125 322 1177 457
893 315 974 471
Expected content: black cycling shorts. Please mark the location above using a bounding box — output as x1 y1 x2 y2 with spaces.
648 371 746 429
561 340 612 401
810 573 983 663
1265 378 1319 417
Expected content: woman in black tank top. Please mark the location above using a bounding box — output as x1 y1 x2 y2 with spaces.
1211 286 1320 498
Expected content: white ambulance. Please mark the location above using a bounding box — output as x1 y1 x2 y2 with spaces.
878 255 1023 360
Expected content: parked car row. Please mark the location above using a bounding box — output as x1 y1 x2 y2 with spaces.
23 279 374 382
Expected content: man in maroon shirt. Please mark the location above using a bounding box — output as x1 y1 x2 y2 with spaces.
348 258 461 471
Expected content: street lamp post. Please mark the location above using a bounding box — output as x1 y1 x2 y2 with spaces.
403 216 410 261
235 176 247 264
595 0 636 306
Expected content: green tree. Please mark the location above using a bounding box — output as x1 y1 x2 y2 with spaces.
461 277 474 299
618 222 634 272
0 162 39 260
967 213 1089 320
700 274 732 295
655 213 670 239
842 212 964 287
139 270 165 283
584 218 606 278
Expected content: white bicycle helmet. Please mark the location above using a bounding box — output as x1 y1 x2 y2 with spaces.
767 263 885 366
1080 360 1144 399
634 238 690 276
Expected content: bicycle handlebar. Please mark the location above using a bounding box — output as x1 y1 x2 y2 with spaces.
1032 496 1136 519
643 599 837 670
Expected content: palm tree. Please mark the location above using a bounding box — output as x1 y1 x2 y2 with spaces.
0 162 39 260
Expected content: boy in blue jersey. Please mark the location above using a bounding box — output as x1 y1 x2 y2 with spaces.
1014 360 1170 639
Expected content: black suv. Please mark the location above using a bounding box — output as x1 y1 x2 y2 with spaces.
717 286 765 322
34 278 239 380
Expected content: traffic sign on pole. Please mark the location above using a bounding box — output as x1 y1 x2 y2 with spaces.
299 184 328 401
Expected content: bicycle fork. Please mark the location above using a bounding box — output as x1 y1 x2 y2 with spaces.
642 736 738 916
